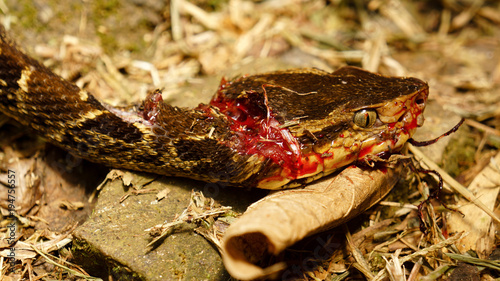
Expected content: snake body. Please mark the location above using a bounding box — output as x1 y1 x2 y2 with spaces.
0 28 429 189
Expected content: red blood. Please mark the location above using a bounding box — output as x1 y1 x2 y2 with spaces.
210 83 303 178
143 90 164 123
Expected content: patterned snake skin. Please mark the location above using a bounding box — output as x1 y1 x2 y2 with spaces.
0 27 429 189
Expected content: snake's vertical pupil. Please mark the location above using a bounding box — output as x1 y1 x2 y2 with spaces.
353 109 377 128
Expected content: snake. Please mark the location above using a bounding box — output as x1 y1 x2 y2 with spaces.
0 27 428 190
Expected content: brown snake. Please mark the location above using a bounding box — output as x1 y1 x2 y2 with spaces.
0 27 429 189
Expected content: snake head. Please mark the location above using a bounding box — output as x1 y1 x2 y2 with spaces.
213 66 429 189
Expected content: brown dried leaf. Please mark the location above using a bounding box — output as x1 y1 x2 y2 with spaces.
58 200 85 210
0 234 72 260
447 151 500 256
156 188 171 201
0 148 42 216
122 171 135 187
222 164 403 280
96 170 124 191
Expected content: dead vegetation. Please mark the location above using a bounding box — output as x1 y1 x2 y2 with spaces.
0 0 499 280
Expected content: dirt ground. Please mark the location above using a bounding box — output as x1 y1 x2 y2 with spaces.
0 0 499 280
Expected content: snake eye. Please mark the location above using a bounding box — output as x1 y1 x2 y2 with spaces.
353 109 377 128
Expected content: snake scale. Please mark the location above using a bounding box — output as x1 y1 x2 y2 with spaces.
0 27 428 189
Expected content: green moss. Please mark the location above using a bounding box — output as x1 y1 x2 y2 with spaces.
90 0 121 53
71 237 109 272
97 31 119 53
8 0 40 31
50 0 84 26
369 253 386 272
92 0 120 17
440 126 476 179
72 237 146 280
195 0 228 11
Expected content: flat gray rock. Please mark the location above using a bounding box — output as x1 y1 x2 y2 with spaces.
72 172 265 280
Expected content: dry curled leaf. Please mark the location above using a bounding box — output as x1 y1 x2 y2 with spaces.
156 187 171 201
222 164 403 280
448 151 500 255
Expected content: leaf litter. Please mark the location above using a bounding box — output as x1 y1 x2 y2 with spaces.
0 0 499 279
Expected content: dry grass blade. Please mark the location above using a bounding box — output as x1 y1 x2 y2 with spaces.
399 233 465 264
145 190 231 247
377 0 426 39
445 253 500 271
194 227 224 254
465 119 500 137
419 265 453 281
29 245 101 280
450 0 484 30
407 258 423 281
372 232 466 281
383 249 405 281
177 0 221 30
170 0 182 41
346 226 374 280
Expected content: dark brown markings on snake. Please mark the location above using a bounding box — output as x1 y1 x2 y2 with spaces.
172 137 255 179
75 112 144 143
0 44 23 108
